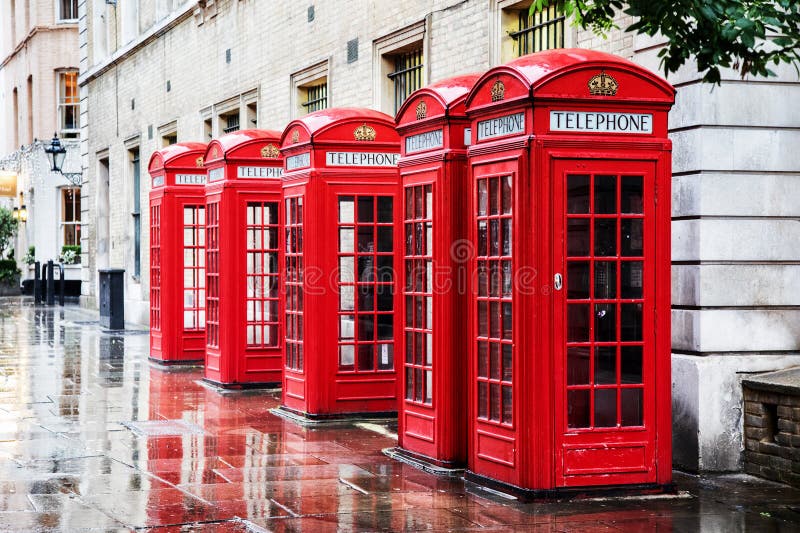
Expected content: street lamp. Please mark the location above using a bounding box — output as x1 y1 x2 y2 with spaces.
12 193 27 223
44 133 82 186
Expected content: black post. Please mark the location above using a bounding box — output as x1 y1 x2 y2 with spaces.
46 260 55 305
39 263 47 303
58 263 65 306
33 261 40 303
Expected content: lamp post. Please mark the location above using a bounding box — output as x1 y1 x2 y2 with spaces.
44 133 82 186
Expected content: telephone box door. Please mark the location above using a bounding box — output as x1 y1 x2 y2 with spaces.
553 158 658 487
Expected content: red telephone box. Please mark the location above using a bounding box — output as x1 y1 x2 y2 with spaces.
464 49 675 495
278 108 401 419
203 130 285 387
393 75 479 468
148 142 208 364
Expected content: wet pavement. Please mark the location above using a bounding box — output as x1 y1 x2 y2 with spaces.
0 297 798 532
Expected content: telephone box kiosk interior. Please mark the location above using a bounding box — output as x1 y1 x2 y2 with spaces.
148 142 208 364
393 75 479 468
203 130 285 387
464 49 675 495
279 108 402 419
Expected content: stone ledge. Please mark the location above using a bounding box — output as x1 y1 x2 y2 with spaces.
743 367 800 396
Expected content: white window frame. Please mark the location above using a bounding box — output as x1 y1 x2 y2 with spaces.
60 186 81 251
290 59 330 118
57 70 80 138
490 0 574 66
158 121 178 147
58 0 79 22
373 21 428 115
203 89 259 138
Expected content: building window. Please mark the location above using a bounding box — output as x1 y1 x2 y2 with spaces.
222 112 240 134
512 2 565 55
388 48 423 114
291 60 329 118
374 21 426 114
59 0 78 21
27 76 33 144
12 88 18 148
61 188 81 247
57 71 79 138
246 101 258 128
302 81 328 114
159 121 178 147
130 148 141 279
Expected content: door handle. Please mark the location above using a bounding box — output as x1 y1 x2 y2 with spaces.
554 273 563 291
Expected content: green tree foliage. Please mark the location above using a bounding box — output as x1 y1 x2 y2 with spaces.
0 208 18 260
532 1 800 83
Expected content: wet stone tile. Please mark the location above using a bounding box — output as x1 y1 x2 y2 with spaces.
0 300 797 531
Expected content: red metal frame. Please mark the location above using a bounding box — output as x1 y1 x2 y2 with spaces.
394 75 480 468
203 130 285 387
148 142 208 364
464 49 675 494
279 108 402 418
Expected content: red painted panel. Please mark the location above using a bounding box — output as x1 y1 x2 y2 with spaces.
463 49 674 493
148 143 207 364
279 109 401 418
404 411 435 443
476 430 515 467
202 130 284 387
395 75 477 468
564 444 648 475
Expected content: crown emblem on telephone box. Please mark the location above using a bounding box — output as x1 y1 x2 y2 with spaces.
354 124 377 141
588 71 619 96
261 144 280 158
490 79 505 102
416 101 427 120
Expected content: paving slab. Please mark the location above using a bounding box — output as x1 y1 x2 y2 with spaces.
0 297 795 531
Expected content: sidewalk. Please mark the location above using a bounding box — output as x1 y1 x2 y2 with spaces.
0 297 797 531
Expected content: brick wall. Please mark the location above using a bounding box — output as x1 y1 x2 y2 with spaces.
743 383 800 487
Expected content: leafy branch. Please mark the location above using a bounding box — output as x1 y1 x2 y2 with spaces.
531 1 800 83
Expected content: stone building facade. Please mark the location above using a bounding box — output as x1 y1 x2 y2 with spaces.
78 0 800 474
0 0 82 279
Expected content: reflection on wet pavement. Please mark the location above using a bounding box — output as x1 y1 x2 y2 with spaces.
0 297 798 531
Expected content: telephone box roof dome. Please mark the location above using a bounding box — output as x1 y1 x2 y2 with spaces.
466 48 674 108
415 74 482 106
148 142 207 173
281 107 398 146
396 74 481 122
210 129 282 156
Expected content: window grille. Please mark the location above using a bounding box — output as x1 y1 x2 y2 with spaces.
511 3 565 56
223 113 240 134
302 82 327 113
388 48 423 114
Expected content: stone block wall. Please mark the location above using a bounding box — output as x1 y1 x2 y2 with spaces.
743 369 800 487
